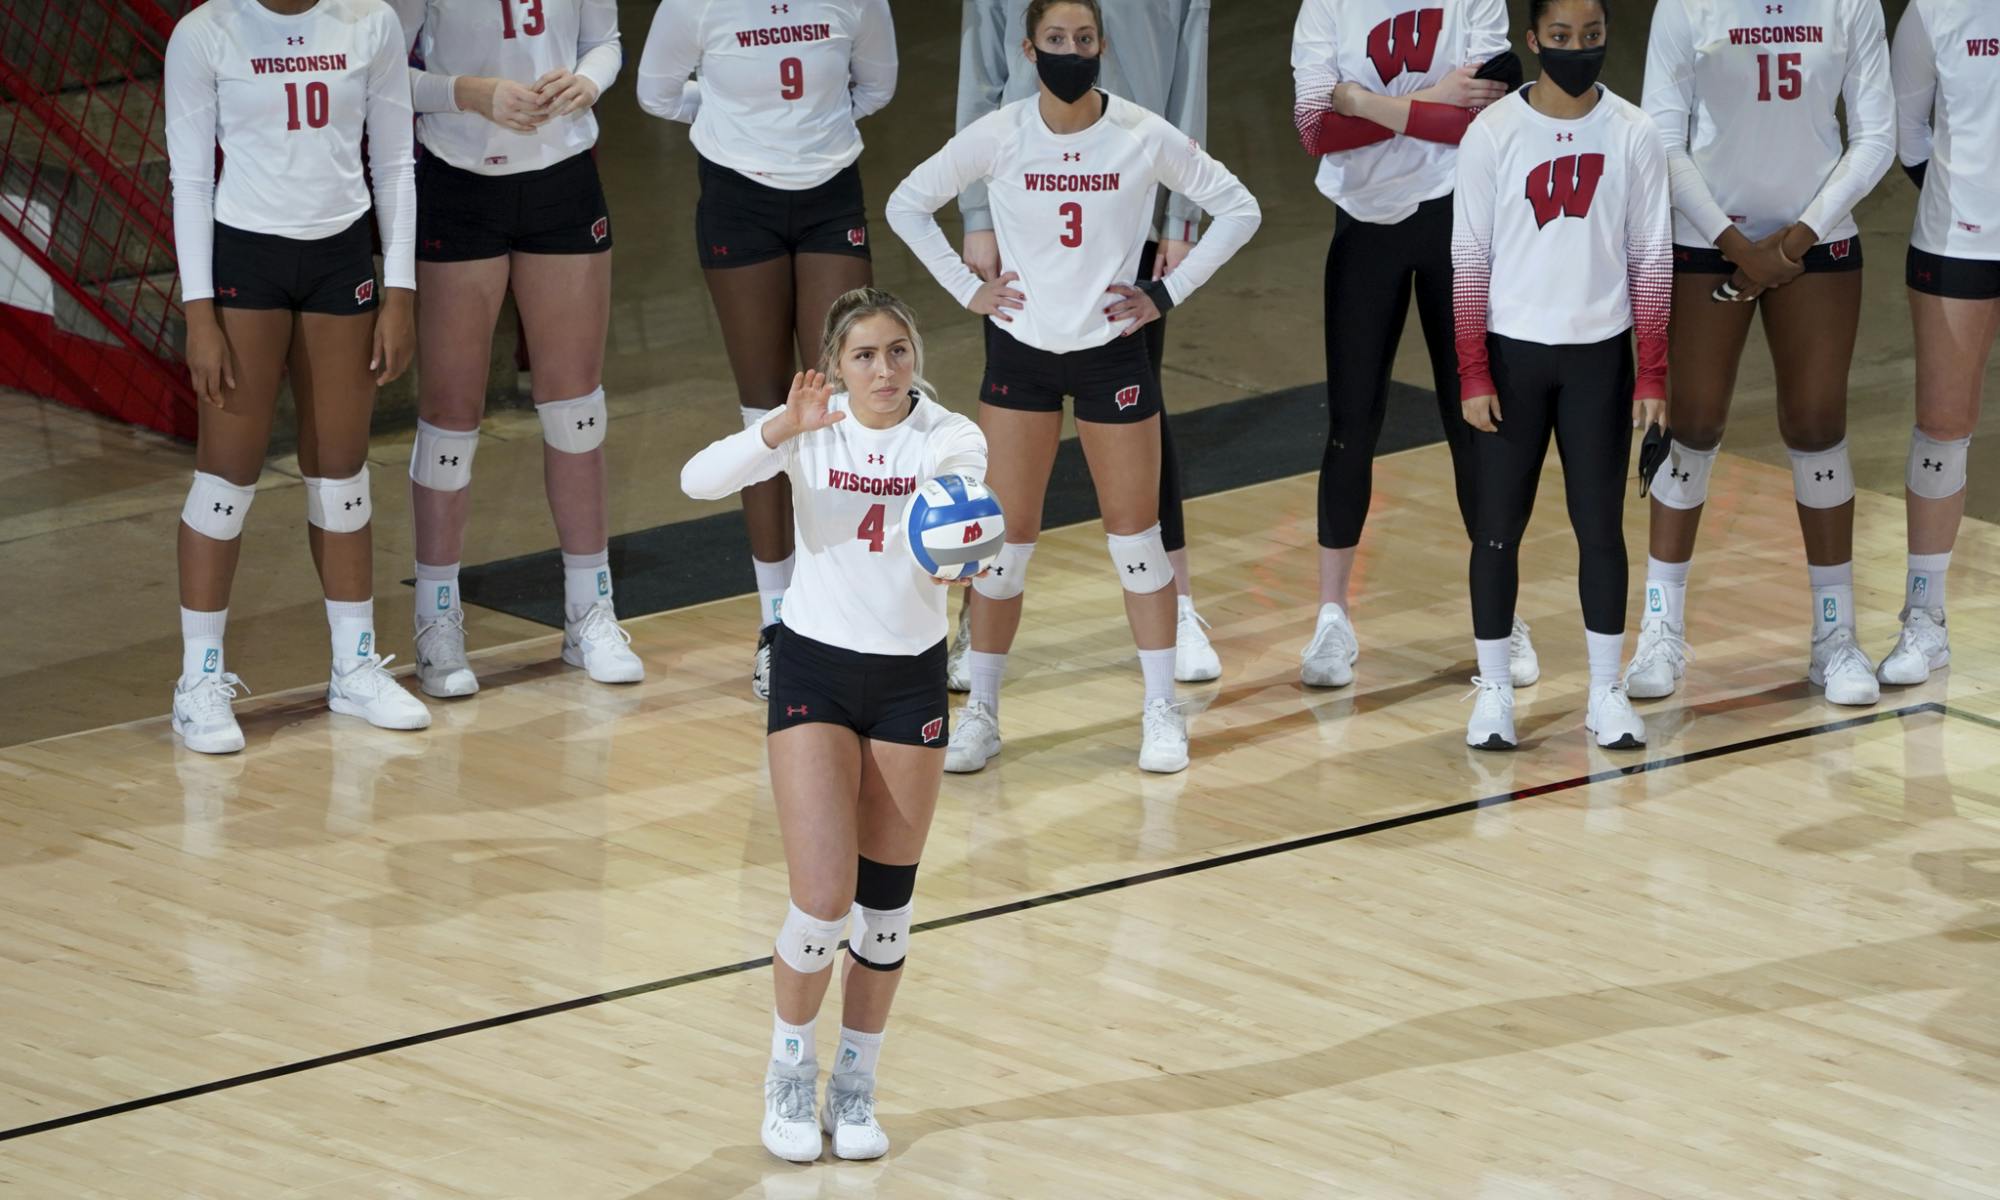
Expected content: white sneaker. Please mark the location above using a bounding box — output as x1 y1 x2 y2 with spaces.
1585 681 1646 750
760 1061 822 1164
414 610 479 698
1809 626 1880 707
1464 676 1516 751
752 626 775 701
1878 608 1949 686
1138 698 1189 773
562 600 644 684
1301 602 1359 688
821 1072 889 1161
1509 616 1541 687
1174 596 1221 683
1623 617 1690 699
172 672 249 755
944 700 1001 774
327 655 432 730
945 603 971 693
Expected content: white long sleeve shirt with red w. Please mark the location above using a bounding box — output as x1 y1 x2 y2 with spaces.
1451 85 1673 403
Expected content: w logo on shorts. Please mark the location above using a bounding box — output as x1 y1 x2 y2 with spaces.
203 648 220 674
847 227 867 247
921 717 944 743
590 216 609 244
354 279 374 305
357 631 373 657
1828 238 1852 261
435 585 452 611
1647 586 1662 614
1114 385 1141 411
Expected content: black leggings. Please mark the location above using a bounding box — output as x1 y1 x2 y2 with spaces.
1138 240 1185 553
1320 194 1476 549
1469 333 1633 641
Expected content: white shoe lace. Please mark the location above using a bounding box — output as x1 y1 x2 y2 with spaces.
826 1081 878 1131
1179 605 1213 637
336 654 403 696
1817 628 1873 679
572 602 633 651
1629 621 1692 674
766 1074 815 1124
1143 698 1185 742
1303 608 1354 663
416 610 468 663
1462 676 1513 707
954 702 996 746
1509 616 1533 656
1897 609 1947 658
182 672 249 722
1592 682 1636 720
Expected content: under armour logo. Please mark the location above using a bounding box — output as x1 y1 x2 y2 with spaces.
343 498 364 511
710 245 730 257
1918 270 1934 283
989 383 1009 395
1922 458 1942 472
991 565 1005 575
771 2 788 10
1765 3 1782 12
212 502 234 514
438 454 458 466
1126 563 1147 574
576 417 595 430
1063 152 1082 162
787 704 809 716
216 287 238 298
1815 469 1835 482
1670 468 1689 481
287 35 305 45
867 453 884 464
802 943 826 956
422 238 443 251
1556 132 1574 142
876 932 897 943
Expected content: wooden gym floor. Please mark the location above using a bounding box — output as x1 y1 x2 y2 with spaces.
2 444 1995 1198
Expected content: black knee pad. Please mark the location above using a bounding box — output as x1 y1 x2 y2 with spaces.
851 856 918 972
854 855 918 910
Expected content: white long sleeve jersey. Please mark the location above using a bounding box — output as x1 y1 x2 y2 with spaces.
680 394 988 657
1451 87 1673 402
1893 0 2000 260
886 93 1261 354
635 0 897 190
164 0 415 303
1290 0 1509 224
1642 0 1895 248
388 0 620 174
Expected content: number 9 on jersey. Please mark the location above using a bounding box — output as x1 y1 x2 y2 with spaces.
907 476 1006 581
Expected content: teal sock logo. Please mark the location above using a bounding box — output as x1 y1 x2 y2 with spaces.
1647 586 1662 613
839 1045 858 1071
1821 596 1838 624
1912 576 1928 600
203 648 219 674
772 597 784 624
436 585 452 611
596 569 609 597
357 631 373 657
783 1036 800 1062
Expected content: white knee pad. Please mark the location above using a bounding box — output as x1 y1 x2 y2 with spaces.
1908 428 1970 500
775 902 847 975
971 540 1036 601
849 902 912 971
1789 440 1855 509
538 388 607 454
180 471 255 540
741 404 776 431
304 467 371 533
1108 524 1174 595
1650 440 1717 511
409 419 479 491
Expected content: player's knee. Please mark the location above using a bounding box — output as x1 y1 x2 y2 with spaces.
849 856 916 972
1908 427 1971 500
1788 439 1854 509
972 540 1035 600
739 404 778 430
775 900 849 975
304 466 372 533
1650 439 1718 511
181 471 256 541
538 388 606 454
410 419 480 491
1107 524 1173 595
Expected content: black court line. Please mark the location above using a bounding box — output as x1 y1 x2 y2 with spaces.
2 700 1981 1144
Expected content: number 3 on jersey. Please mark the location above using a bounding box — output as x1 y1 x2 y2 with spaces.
857 503 886 552
1059 201 1083 248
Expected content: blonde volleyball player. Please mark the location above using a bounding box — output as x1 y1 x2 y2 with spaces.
949 0 1222 687
638 0 898 701
1878 0 2000 684
1628 0 1894 706
389 0 641 696
887 0 1261 775
1454 0 1670 751
164 0 428 753
680 290 986 1163
1291 0 1543 691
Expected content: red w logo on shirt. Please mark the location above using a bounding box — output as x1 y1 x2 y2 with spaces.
1525 153 1606 228
1367 9 1444 84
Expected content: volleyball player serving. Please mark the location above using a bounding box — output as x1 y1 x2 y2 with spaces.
164 0 427 753
888 0 1260 775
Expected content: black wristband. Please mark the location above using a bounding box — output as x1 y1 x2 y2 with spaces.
1137 277 1176 315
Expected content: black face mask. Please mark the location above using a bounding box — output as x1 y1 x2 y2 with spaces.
1537 45 1606 98
1034 51 1101 104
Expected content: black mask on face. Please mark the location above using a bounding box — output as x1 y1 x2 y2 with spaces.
1537 44 1606 98
1034 50 1101 104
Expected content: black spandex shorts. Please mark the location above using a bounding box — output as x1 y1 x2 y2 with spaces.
979 320 1163 424
211 217 378 313
416 150 611 262
1907 245 2000 300
766 627 948 748
695 154 870 269
1672 236 1863 275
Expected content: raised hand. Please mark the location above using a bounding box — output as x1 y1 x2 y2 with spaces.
762 370 843 446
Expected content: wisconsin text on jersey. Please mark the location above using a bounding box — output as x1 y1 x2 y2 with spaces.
249 54 349 74
734 23 833 47
1727 24 1825 45
827 468 919 496
1024 172 1122 192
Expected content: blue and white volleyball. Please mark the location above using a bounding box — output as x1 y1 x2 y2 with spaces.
907 476 1006 581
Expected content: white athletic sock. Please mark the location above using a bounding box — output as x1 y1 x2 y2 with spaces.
326 599 376 672
833 1026 884 1080
562 548 612 623
1138 647 1176 705
1584 630 1624 688
1643 556 1690 627
772 1010 816 1068
968 650 1007 715
414 561 460 628
180 607 228 684
753 554 794 629
1474 637 1511 682
1807 561 1856 639
1906 551 1950 615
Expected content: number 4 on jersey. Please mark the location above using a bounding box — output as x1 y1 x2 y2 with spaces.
857 503 886 553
